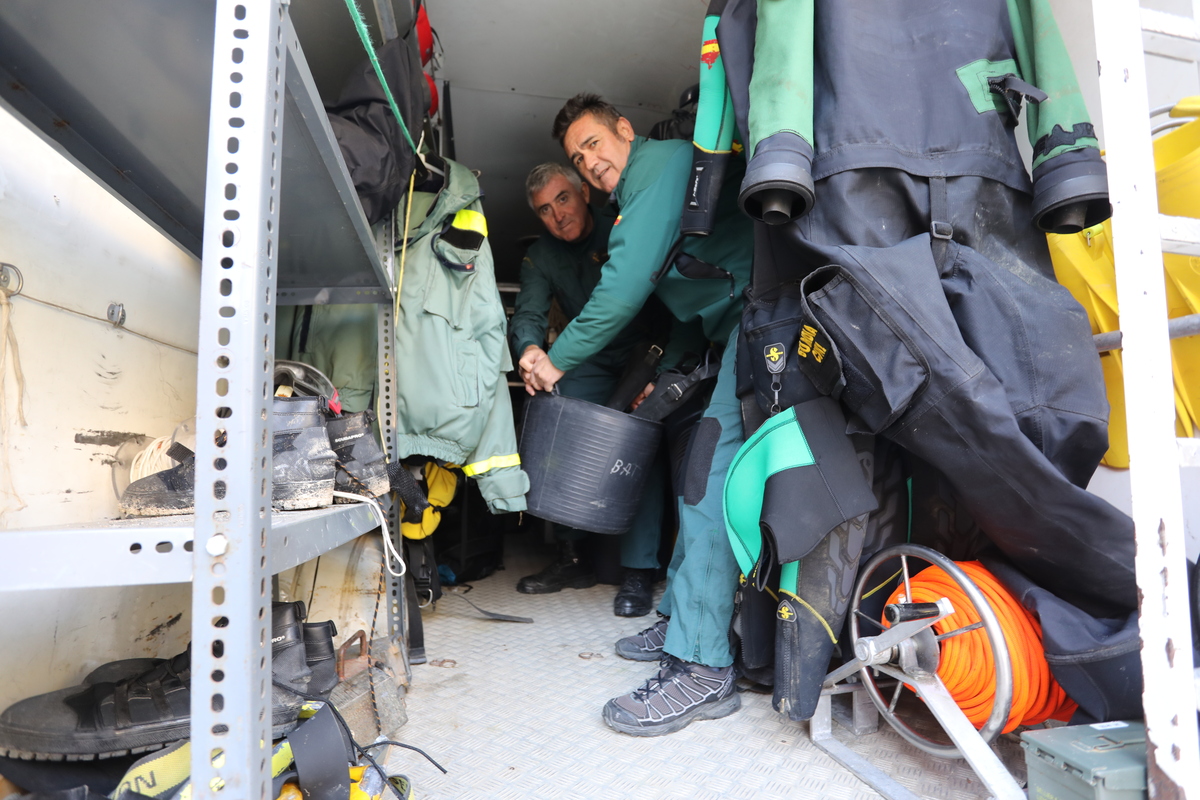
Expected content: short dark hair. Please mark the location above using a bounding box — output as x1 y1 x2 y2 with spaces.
552 93 623 145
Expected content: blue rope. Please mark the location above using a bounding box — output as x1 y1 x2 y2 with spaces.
342 0 419 154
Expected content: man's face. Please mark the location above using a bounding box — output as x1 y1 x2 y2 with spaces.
562 112 635 195
531 173 593 243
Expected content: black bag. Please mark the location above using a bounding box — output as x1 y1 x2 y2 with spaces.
326 33 427 224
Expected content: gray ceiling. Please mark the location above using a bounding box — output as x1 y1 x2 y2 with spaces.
426 0 710 278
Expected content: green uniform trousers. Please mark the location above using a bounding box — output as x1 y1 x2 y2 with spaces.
658 327 743 667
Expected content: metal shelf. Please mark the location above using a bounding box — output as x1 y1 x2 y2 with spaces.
0 0 391 306
0 504 384 592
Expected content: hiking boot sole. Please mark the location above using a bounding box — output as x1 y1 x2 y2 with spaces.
614 641 664 661
333 473 390 501
601 691 741 737
272 478 334 511
515 575 598 594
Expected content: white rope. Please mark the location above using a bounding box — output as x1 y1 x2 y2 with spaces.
129 434 176 482
0 286 26 514
332 490 406 578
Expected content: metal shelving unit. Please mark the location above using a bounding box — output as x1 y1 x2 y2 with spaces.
0 0 402 790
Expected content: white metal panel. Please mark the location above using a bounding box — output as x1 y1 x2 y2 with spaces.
0 105 198 713
424 0 707 274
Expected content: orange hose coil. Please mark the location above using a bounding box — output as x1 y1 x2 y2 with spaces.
883 561 1077 733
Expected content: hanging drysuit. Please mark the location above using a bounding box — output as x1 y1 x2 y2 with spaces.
393 157 529 514
705 0 1139 724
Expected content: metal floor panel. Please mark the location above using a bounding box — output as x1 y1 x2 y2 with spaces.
384 535 1028 800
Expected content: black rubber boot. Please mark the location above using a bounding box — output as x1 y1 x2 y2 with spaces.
613 568 657 617
272 396 337 510
0 602 312 760
118 443 197 517
302 620 339 700
326 410 390 501
84 619 337 702
515 540 597 594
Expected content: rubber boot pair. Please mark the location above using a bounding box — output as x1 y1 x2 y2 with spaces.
0 602 337 760
120 397 389 516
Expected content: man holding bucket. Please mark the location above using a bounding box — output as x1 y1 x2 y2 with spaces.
519 94 753 736
509 162 667 618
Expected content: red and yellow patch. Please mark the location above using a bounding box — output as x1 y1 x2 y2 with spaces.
700 39 719 68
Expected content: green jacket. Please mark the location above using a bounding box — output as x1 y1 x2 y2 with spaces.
276 304 377 414
547 136 753 374
394 158 529 512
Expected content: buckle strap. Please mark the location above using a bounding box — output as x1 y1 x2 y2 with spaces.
928 175 952 270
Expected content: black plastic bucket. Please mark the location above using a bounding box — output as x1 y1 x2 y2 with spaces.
519 391 662 535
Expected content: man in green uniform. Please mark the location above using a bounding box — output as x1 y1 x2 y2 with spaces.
510 162 665 617
519 95 753 736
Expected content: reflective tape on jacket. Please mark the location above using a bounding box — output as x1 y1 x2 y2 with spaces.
461 453 521 477
441 208 488 251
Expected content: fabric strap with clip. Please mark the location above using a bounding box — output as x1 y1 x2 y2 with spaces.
630 349 722 422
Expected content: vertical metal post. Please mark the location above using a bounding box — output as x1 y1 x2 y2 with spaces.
1092 2 1199 796
376 213 408 667
191 0 286 793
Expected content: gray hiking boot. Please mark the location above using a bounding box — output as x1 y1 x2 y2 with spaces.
602 655 741 736
614 615 669 661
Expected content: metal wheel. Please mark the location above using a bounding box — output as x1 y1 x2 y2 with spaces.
848 543 1013 758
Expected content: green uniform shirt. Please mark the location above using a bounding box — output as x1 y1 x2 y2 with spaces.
509 206 655 371
547 136 753 374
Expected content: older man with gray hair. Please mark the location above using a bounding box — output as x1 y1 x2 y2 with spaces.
508 162 668 617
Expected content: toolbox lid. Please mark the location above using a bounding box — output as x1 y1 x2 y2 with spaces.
1021 721 1147 792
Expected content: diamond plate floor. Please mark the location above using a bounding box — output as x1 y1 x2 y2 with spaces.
382 534 1028 800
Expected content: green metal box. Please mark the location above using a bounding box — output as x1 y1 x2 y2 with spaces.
1021 721 1147 800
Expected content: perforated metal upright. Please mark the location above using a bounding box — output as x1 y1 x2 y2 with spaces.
1091 1 1200 796
190 0 286 792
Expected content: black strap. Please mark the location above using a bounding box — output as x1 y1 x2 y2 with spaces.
166 442 194 463
987 73 1047 127
631 350 722 422
289 705 353 800
928 175 952 271
605 340 666 411
451 592 534 623
387 461 430 524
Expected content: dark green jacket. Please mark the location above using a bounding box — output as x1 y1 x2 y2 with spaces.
547 136 753 373
509 206 664 371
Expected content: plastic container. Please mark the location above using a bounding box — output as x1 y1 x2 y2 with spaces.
519 390 662 535
1021 721 1148 800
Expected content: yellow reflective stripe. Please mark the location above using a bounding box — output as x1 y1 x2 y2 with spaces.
452 208 488 237
461 453 521 477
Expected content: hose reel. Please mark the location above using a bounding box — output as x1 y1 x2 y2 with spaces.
813 544 1040 800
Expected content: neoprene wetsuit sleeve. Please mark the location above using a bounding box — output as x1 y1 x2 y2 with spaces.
682 1 739 235
1007 0 1111 233
737 0 815 225
508 251 552 359
546 142 693 373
